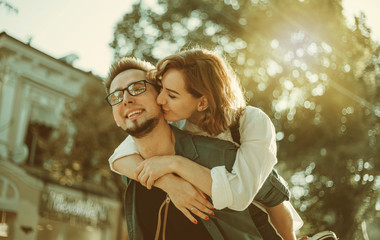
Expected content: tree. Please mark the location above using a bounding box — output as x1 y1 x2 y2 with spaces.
110 0 379 238
39 77 127 197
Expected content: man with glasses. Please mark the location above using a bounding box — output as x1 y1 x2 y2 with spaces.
106 79 161 137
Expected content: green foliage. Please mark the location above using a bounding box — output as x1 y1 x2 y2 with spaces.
111 0 379 238
40 77 126 196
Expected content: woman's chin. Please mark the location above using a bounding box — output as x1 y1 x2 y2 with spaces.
163 114 176 122
164 114 183 123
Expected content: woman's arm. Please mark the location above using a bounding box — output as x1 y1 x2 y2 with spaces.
136 107 277 211
210 106 277 210
109 135 214 221
155 173 214 223
136 155 212 196
111 136 212 194
109 135 141 176
114 153 215 222
113 154 143 179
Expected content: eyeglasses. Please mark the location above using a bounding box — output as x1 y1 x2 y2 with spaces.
105 80 157 106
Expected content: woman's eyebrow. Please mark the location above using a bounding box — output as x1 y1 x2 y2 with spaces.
166 87 180 95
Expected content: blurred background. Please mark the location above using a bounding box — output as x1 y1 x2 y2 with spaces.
0 0 379 239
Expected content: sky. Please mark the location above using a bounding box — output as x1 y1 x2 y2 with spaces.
1 0 379 78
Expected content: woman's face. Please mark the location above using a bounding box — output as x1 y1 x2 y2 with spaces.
157 68 204 123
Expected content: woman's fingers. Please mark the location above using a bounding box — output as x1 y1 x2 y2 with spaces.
179 208 199 225
169 193 214 222
146 176 156 190
135 160 159 189
188 205 212 221
137 169 157 190
137 169 149 187
134 161 144 180
193 198 215 216
195 188 214 210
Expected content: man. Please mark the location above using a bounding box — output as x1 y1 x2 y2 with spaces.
105 57 269 239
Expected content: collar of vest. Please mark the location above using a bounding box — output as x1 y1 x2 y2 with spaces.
171 125 199 161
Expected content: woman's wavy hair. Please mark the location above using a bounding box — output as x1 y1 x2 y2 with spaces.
154 48 246 136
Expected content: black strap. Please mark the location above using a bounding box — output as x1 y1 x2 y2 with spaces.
230 118 241 145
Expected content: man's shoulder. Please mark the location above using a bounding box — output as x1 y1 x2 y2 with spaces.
192 134 237 150
172 125 236 150
172 125 237 170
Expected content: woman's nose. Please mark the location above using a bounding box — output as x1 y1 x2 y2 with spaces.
156 91 166 105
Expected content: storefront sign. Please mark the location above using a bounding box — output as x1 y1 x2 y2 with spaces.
40 191 108 227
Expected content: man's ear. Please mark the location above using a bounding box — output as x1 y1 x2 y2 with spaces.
197 96 209 112
113 112 120 127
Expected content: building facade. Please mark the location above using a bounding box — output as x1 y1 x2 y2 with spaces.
0 32 125 240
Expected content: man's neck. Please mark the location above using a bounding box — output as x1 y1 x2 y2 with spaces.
133 120 175 159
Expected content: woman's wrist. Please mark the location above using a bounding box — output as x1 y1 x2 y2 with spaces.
155 173 179 192
169 155 184 175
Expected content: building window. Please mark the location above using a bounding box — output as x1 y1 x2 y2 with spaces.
24 122 53 167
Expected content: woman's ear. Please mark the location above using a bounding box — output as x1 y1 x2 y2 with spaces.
197 96 209 112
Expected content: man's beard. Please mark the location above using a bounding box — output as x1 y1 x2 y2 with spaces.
125 117 160 138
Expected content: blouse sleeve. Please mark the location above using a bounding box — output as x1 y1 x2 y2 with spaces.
108 135 139 175
211 106 278 210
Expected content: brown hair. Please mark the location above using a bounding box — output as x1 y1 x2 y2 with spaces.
155 48 246 136
104 57 155 94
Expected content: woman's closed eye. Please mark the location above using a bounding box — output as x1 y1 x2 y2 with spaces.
162 89 177 99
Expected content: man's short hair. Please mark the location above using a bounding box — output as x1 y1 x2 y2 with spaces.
104 57 155 94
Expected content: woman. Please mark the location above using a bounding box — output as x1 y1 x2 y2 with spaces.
110 48 302 239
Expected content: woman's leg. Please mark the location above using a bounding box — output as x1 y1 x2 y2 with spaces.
265 203 296 240
249 203 283 240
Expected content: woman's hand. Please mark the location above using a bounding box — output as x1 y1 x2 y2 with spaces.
158 174 215 224
135 156 176 189
137 155 213 197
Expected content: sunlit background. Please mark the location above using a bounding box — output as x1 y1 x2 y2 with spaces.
0 0 379 239
1 0 379 77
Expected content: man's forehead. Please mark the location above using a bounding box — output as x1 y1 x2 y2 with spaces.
110 69 146 90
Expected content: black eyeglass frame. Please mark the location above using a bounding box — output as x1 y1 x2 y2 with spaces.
105 80 158 106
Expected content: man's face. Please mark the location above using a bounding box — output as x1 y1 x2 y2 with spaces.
110 69 162 138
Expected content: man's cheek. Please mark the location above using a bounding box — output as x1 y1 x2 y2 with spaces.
113 112 120 127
